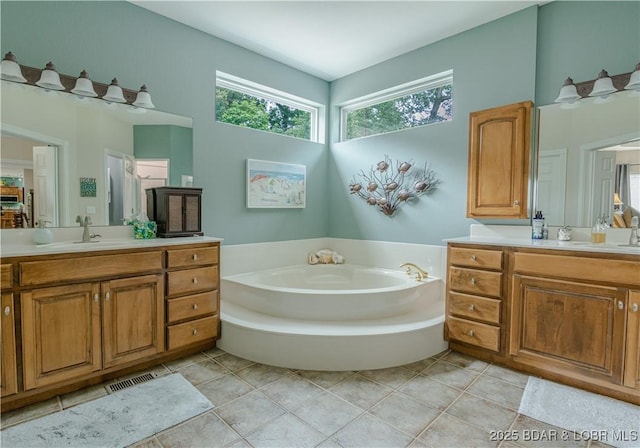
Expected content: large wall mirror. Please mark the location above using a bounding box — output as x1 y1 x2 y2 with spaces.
535 90 640 228
1 81 193 229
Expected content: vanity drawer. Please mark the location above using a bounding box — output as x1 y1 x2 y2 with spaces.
20 252 163 286
167 315 218 350
447 316 500 352
167 246 219 269
449 247 503 270
448 267 502 298
166 266 218 296
448 291 500 325
167 291 218 324
1 264 12 288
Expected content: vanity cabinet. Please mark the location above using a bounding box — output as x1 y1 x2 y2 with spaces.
466 101 533 219
1 264 17 398
446 242 640 404
446 246 504 353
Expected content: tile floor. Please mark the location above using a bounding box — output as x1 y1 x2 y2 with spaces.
0 348 614 448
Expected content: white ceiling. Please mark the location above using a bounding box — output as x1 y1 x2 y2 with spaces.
130 1 542 81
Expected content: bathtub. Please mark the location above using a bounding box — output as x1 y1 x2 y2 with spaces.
218 264 447 370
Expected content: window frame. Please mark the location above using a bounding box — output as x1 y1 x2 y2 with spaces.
216 71 326 144
339 70 453 142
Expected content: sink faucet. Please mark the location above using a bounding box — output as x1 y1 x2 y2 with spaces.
400 262 428 281
76 215 100 242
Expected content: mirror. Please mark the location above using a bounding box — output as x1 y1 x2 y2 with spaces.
535 90 640 227
1 81 193 229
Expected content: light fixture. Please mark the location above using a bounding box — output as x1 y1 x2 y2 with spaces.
0 51 27 83
614 192 624 211
554 77 581 103
132 84 155 109
35 61 65 91
588 69 616 98
624 63 640 91
102 78 126 103
71 70 98 98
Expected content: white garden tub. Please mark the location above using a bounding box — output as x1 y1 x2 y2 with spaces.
218 264 447 370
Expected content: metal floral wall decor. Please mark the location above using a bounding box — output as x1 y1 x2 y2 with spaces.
349 155 440 216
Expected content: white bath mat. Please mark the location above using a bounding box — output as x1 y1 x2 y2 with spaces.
1 373 213 448
519 377 640 448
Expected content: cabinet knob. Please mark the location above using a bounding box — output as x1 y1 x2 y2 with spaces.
192 277 198 284
617 300 624 310
3 306 10 316
94 293 100 303
193 304 198 310
514 200 519 206
632 303 639 313
469 304 475 311
192 329 198 336
471 255 477 261
470 278 476 285
192 254 198 261
105 292 111 301
468 329 474 337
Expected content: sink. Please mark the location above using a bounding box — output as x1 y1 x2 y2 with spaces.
618 244 640 248
73 240 100 244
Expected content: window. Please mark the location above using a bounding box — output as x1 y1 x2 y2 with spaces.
216 71 325 143
340 70 453 141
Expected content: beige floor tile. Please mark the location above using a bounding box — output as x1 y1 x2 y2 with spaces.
295 370 355 389
234 363 290 388
224 438 252 447
399 375 462 410
416 412 498 448
245 413 326 448
215 391 286 436
128 436 163 448
369 392 440 438
440 351 490 372
164 353 210 371
510 415 587 448
328 373 393 410
403 356 439 373
291 392 362 437
260 373 324 410
60 384 108 409
177 359 228 385
214 353 255 371
156 411 241 447
0 397 61 429
484 364 530 388
331 413 413 447
196 373 254 407
467 375 525 410
446 392 517 432
203 346 227 359
358 366 416 389
421 359 480 389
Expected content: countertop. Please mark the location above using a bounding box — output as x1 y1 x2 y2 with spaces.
446 235 640 256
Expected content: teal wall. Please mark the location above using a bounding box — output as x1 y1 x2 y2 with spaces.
1 1 330 245
134 125 193 186
2 1 638 246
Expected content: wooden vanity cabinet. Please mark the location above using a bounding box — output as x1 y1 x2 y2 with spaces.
624 291 640 390
1 264 18 398
466 101 533 219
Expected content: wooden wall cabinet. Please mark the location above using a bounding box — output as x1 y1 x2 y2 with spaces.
146 187 203 237
446 242 640 405
467 101 533 219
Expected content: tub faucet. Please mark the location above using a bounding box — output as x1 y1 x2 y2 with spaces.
400 263 428 281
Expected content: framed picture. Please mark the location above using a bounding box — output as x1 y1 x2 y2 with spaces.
247 159 306 208
80 177 97 197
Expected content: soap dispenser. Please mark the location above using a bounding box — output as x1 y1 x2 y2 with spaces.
33 220 53 245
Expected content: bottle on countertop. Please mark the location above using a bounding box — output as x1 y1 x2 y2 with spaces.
542 223 549 240
532 211 545 240
32 220 53 245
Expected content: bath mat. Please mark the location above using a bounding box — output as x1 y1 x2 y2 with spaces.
1 373 214 448
518 377 640 448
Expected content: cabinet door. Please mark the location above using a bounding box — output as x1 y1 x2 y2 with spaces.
184 193 201 233
467 101 532 218
167 193 184 233
1 293 17 397
102 274 164 368
22 283 102 390
510 275 626 384
623 291 640 390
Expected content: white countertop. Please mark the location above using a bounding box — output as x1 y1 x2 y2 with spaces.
0 228 223 258
446 235 640 256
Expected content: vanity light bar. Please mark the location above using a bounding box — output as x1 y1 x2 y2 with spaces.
0 52 154 109
555 63 640 104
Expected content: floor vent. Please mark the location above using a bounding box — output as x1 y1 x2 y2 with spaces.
106 372 158 394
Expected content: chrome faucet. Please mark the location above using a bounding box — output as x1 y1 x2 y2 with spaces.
400 262 428 281
76 215 100 242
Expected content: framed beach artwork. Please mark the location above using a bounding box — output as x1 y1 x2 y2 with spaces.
247 159 306 208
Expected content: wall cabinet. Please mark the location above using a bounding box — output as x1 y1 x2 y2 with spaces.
1 241 220 412
146 187 203 237
466 101 533 219
446 242 640 405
